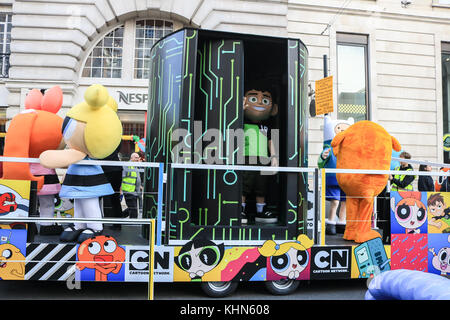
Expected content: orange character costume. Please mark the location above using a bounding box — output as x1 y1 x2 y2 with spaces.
331 120 401 243
2 86 64 191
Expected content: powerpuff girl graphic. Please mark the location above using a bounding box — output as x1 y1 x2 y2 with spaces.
175 238 225 281
391 191 427 234
258 234 314 280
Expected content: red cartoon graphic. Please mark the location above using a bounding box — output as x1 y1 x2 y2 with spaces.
76 236 125 281
0 193 17 215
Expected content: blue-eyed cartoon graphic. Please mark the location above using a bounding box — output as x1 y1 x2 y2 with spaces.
428 234 450 277
258 234 313 280
175 238 225 281
391 191 427 234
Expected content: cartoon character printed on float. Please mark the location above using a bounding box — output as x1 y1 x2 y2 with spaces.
175 238 225 281
258 234 313 280
2 86 65 235
427 193 450 233
76 235 126 281
241 88 279 225
318 115 354 235
391 191 427 234
428 235 450 277
331 121 401 243
0 231 25 280
40 84 122 243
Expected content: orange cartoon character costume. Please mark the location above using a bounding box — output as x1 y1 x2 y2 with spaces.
2 86 65 235
76 235 125 281
331 120 401 243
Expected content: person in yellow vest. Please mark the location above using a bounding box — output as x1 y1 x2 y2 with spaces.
121 152 142 219
389 151 415 191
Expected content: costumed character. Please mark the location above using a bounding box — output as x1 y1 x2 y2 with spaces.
2 86 65 235
40 84 122 243
241 88 279 224
318 115 353 235
331 120 401 243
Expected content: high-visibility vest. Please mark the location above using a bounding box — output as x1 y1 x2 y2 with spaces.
391 166 414 191
122 166 137 192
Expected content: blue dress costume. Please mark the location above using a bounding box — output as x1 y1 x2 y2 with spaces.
60 157 114 199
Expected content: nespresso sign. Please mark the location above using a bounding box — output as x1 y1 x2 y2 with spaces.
117 90 148 105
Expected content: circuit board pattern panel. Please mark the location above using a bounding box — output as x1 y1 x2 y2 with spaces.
284 39 301 239
190 39 244 236
170 29 198 241
144 30 184 240
297 40 309 236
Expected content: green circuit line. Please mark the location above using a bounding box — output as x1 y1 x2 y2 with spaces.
208 41 219 101
213 169 216 199
184 30 197 79
217 40 224 69
207 169 210 199
178 207 190 239
190 228 205 240
222 41 241 54
289 60 299 161
288 209 297 224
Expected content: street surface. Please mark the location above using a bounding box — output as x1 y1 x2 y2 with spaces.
0 278 368 300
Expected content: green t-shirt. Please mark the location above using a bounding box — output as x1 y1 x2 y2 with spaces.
244 122 271 157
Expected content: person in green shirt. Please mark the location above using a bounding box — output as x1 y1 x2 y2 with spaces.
241 89 279 224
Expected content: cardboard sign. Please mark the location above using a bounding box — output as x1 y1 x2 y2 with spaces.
315 76 334 115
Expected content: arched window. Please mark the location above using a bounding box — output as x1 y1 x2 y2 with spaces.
134 20 173 79
81 19 173 80
82 26 124 78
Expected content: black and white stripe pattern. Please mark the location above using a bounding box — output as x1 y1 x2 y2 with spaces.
25 243 77 281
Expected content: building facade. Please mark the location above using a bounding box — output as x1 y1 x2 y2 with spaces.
0 0 449 164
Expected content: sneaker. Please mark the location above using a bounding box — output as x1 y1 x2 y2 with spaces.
241 212 248 224
77 228 103 243
241 205 248 224
255 210 278 224
325 222 336 235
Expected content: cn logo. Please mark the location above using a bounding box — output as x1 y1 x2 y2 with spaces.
314 249 349 269
130 250 149 271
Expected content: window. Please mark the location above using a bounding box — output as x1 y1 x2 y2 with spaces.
82 26 124 78
134 20 173 79
442 43 450 163
82 19 173 80
0 13 11 78
336 33 369 122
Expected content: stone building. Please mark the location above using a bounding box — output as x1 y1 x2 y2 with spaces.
0 0 449 164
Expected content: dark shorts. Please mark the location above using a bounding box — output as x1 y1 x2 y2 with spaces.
326 186 346 201
243 171 269 198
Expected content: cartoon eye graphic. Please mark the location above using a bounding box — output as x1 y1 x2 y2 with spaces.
87 241 101 255
396 204 411 221
438 249 448 263
177 252 192 271
262 98 270 105
198 246 220 266
417 208 426 222
297 250 309 267
103 240 117 253
429 207 436 213
62 117 77 141
271 253 290 273
248 96 258 103
1 249 12 259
